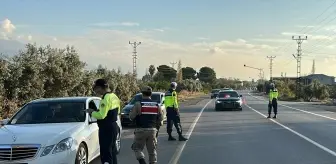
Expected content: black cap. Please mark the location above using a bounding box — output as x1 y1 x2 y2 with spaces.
93 79 109 88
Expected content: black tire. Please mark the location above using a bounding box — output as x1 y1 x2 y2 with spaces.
75 143 88 164
238 107 243 111
116 130 121 154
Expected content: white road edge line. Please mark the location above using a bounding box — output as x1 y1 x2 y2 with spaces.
245 103 336 157
247 93 336 121
168 99 213 164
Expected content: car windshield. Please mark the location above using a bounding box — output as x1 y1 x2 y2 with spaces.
129 94 161 105
218 92 239 98
211 89 220 93
8 102 86 124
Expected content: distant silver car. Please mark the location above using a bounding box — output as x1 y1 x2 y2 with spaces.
120 92 167 126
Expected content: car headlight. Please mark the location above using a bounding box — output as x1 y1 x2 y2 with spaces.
52 137 74 154
40 145 55 157
236 100 242 104
216 101 220 103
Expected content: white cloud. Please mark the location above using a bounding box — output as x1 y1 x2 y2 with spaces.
153 29 164 32
27 35 32 41
91 22 140 27
1 19 16 33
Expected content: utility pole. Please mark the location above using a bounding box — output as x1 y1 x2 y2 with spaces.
129 41 141 77
170 61 177 69
243 64 264 80
292 35 307 99
267 56 276 81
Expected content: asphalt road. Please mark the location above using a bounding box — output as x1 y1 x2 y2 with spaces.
91 91 336 164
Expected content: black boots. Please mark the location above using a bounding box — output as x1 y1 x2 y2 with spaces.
168 134 176 141
138 158 147 164
168 134 188 141
267 114 277 119
179 135 188 141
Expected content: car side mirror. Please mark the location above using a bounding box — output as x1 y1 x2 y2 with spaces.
240 95 243 97
1 119 9 126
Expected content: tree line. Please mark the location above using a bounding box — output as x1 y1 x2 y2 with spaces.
0 43 249 119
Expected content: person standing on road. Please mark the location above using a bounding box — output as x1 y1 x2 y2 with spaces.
87 79 120 164
129 86 163 164
164 82 188 141
267 82 278 119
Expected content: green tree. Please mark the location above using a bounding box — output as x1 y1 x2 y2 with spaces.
198 67 216 83
182 67 197 80
149 65 156 77
157 65 177 81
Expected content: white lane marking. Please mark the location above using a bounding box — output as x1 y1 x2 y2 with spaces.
245 104 336 157
168 99 213 164
247 93 336 121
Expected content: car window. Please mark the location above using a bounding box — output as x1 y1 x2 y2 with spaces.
129 94 162 105
218 92 239 98
93 99 100 109
211 89 220 93
9 102 86 124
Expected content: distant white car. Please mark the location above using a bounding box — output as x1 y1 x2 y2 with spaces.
0 96 122 164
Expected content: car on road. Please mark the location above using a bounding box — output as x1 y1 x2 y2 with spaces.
221 88 233 91
0 97 122 164
120 92 167 126
210 89 221 99
215 90 243 111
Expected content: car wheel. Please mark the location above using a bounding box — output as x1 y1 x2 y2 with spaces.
238 107 242 111
75 143 88 164
116 130 121 154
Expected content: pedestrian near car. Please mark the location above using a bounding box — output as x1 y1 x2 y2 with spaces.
164 82 188 141
86 79 120 164
129 86 163 164
267 82 279 119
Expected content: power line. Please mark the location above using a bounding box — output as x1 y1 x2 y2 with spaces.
292 35 308 99
276 0 336 53
267 56 276 81
129 41 141 77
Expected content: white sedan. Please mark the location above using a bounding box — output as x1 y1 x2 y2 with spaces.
0 96 122 164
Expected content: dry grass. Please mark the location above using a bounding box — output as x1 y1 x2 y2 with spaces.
178 90 205 102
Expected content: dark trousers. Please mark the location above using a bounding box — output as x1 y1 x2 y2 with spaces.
156 125 160 138
268 98 278 115
166 107 182 135
99 122 118 164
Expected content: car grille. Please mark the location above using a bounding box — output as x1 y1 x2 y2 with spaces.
0 144 40 162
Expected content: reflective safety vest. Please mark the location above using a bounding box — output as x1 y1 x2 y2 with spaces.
269 88 279 101
92 92 120 128
135 99 160 128
164 89 179 108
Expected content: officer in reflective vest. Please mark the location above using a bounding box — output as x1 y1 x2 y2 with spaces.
87 79 120 164
164 82 188 141
268 83 279 119
129 86 163 164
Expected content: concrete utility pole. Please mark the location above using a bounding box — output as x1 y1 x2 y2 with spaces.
292 35 307 99
170 61 177 69
267 56 276 81
243 64 264 80
129 41 141 77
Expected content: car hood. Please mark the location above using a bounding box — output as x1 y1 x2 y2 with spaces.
0 123 84 146
217 97 241 101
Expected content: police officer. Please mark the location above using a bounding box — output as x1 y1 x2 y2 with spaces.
165 82 188 141
129 86 163 164
267 83 279 119
87 79 120 164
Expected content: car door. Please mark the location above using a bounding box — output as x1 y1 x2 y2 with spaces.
87 99 100 157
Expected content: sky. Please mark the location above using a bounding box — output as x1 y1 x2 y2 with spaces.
1 0 336 80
